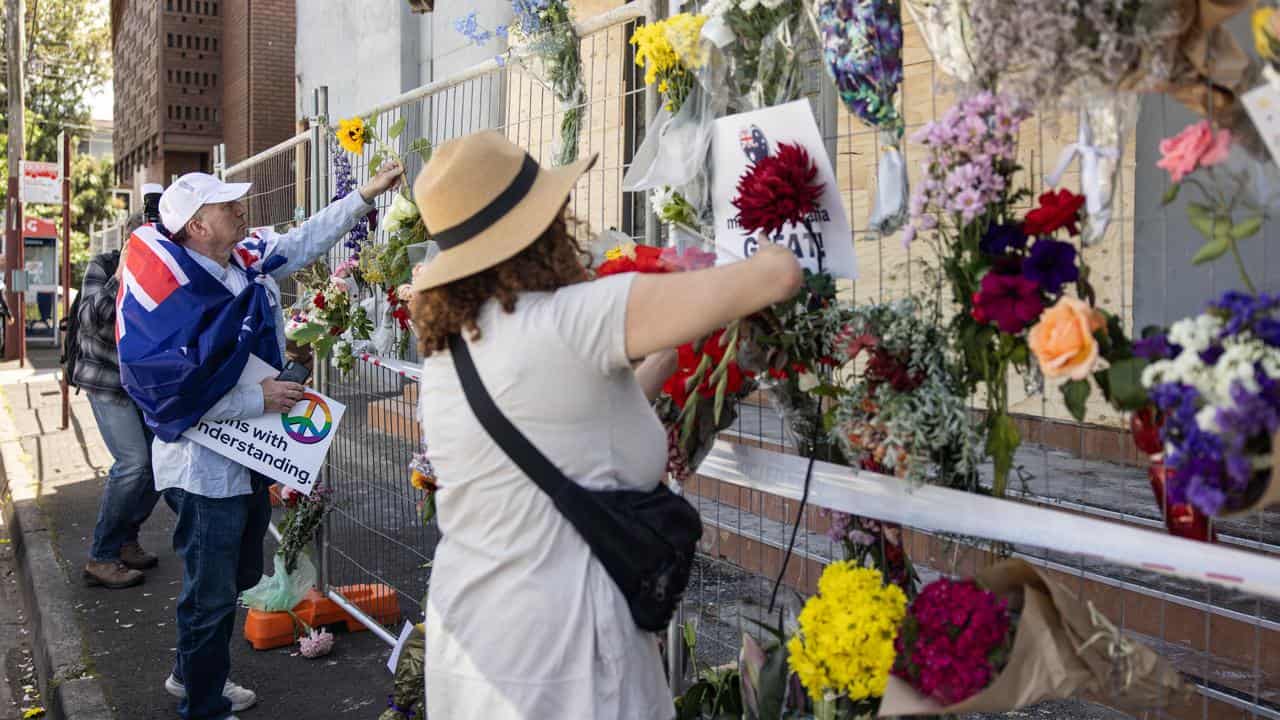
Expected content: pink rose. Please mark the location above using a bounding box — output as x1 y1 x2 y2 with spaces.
1157 120 1232 183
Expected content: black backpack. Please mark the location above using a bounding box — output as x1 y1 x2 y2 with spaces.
61 251 120 390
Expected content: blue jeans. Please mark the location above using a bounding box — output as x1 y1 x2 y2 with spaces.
165 476 271 720
88 392 161 562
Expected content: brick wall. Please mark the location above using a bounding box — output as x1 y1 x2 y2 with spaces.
222 0 297 165
111 0 160 184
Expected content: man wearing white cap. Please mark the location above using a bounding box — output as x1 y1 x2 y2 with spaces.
121 161 402 720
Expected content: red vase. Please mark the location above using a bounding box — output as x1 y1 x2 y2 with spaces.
1132 408 1215 543
1147 458 1216 543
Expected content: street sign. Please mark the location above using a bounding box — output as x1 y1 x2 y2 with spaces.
19 161 62 204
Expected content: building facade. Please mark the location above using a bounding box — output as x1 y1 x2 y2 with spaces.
110 0 296 194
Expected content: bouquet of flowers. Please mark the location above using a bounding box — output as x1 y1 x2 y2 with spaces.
1139 291 1280 517
595 242 753 478
824 511 919 598
701 0 815 111
286 263 374 374
891 578 1014 706
787 563 906 717
813 0 907 233
830 300 983 488
509 0 584 165
630 12 707 115
880 559 1185 715
907 91 1132 496
410 442 438 525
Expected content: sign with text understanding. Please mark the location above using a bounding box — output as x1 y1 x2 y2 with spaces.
183 355 346 494
711 99 856 279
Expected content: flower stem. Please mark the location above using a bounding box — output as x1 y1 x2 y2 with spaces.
1228 239 1259 295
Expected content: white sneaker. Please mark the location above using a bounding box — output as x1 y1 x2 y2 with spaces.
164 674 258 712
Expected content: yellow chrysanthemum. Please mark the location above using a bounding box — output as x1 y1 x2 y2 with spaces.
1256 7 1280 63
410 469 436 491
786 562 907 704
337 116 366 155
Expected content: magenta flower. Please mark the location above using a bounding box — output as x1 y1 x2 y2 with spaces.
974 273 1044 334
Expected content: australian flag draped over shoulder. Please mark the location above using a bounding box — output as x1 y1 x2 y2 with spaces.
117 224 286 442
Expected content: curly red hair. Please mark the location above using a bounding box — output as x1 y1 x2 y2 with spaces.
408 213 591 356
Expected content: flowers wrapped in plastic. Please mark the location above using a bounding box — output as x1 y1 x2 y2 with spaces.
701 0 816 112
508 0 584 166
623 12 714 222
813 0 908 234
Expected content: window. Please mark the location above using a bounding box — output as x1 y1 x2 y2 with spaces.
212 2 217 16
166 70 173 82
211 38 218 52
185 107 192 120
202 72 208 86
211 74 217 87
166 33 173 47
166 0 173 10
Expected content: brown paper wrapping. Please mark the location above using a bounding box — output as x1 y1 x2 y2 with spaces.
878 560 1187 717
1127 0 1256 125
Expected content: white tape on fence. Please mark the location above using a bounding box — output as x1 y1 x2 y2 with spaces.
354 351 1280 603
699 441 1280 603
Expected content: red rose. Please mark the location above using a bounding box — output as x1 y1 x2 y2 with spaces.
313 292 327 310
1023 189 1085 236
768 367 789 380
328 325 343 336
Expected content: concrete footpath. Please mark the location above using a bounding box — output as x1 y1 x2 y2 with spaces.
0 350 391 719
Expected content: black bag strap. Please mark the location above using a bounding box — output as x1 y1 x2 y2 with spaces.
447 333 577 502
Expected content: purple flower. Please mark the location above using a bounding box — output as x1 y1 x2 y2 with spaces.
1255 318 1280 347
1134 333 1180 361
1022 237 1078 294
952 189 984 223
1199 345 1224 365
979 223 1026 256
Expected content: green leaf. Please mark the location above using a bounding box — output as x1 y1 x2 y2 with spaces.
1161 182 1181 205
683 621 697 654
680 399 699 448
368 148 387 173
756 637 790 720
713 371 728 424
388 116 406 140
1186 204 1217 238
408 137 434 164
1106 357 1149 410
1192 236 1231 264
1061 379 1091 422
986 413 1020 497
1231 215 1264 240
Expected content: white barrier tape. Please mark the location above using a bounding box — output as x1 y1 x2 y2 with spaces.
353 349 1280 602
697 441 1280 603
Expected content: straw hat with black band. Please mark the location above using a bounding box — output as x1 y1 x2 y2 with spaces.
410 130 597 292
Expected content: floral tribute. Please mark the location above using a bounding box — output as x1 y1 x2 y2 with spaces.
286 264 374 375
787 563 906 714
594 242 752 478
908 91 1144 495
508 0 585 166
1140 291 1280 517
410 442 439 525
700 0 814 110
892 578 1014 706
629 12 706 113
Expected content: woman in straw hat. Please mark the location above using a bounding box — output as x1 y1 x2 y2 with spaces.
407 130 802 718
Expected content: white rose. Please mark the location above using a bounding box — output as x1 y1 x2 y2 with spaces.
384 192 420 234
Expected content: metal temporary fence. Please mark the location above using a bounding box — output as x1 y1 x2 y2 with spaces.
215 1 1280 717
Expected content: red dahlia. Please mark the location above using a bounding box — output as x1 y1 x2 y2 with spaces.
732 142 825 237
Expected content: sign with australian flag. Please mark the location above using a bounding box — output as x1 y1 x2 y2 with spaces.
710 99 857 280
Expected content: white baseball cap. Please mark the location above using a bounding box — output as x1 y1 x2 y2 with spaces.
159 173 251 233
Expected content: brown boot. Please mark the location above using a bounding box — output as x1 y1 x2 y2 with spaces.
119 542 159 570
83 561 144 589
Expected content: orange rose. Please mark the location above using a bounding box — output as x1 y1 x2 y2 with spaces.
1027 297 1106 381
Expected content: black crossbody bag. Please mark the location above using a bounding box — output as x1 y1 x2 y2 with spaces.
448 333 702 632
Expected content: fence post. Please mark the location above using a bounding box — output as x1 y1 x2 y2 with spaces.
308 85 334 593
642 0 663 250
212 143 226 180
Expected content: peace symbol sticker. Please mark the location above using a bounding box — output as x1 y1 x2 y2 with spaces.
281 392 334 445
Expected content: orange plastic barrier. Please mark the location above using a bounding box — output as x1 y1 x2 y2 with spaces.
243 584 400 650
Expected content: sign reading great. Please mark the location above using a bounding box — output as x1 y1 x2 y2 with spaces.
183 355 346 494
710 100 857 280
